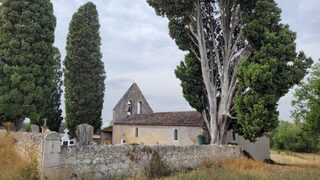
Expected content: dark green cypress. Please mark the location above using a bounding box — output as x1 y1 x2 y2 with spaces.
44 47 63 132
175 53 204 113
235 0 313 141
64 2 106 136
0 0 56 129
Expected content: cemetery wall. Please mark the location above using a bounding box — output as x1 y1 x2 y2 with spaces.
8 131 244 179
41 132 244 179
12 132 43 158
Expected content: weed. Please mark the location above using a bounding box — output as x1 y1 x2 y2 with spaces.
147 151 169 178
0 132 38 179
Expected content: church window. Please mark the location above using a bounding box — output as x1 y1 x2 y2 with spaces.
174 129 178 140
135 127 138 137
127 100 132 116
137 101 142 114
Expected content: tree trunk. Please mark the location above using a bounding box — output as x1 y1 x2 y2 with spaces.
193 0 243 144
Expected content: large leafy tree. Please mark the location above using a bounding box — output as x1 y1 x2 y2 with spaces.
43 47 63 132
64 2 105 136
148 0 312 144
0 0 56 129
292 62 320 151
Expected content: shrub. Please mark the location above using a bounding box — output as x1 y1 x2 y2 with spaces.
3 122 15 132
147 151 169 178
271 121 313 152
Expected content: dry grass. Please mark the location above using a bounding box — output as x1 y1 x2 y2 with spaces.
0 132 38 180
271 150 320 169
219 158 277 178
157 151 320 180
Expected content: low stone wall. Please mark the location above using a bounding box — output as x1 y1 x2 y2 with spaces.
41 132 244 179
5 131 245 179
12 132 43 158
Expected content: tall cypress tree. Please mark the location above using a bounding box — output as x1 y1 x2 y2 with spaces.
44 47 63 132
0 0 56 129
64 2 105 136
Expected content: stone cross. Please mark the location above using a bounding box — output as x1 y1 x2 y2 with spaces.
41 118 48 133
62 128 70 141
31 124 39 133
76 124 94 145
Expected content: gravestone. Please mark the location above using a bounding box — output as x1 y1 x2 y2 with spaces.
41 132 62 179
76 124 93 145
61 128 75 147
31 124 39 133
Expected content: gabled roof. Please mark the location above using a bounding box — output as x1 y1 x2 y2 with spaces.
113 83 152 111
113 111 203 127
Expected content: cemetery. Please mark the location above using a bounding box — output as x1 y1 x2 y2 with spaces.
0 0 319 179
10 123 243 179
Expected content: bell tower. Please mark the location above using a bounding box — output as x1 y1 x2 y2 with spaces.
113 83 153 121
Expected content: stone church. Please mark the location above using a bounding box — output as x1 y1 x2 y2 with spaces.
102 83 270 160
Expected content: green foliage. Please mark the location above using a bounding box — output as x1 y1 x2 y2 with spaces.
235 0 312 141
175 53 204 112
64 2 105 137
43 47 63 131
292 62 320 151
271 121 313 152
24 123 31 132
0 0 56 129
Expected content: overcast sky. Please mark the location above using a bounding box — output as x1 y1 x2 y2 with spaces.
52 0 320 125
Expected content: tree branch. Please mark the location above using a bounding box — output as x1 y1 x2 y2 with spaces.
223 112 237 120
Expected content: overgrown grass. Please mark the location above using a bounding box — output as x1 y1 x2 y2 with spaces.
163 152 320 180
271 150 320 169
0 132 38 180
126 151 320 180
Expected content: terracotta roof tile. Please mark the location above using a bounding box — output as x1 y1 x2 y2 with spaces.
114 111 203 127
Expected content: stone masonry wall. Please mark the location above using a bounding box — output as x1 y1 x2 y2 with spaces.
12 132 43 158
41 132 244 180
6 131 244 179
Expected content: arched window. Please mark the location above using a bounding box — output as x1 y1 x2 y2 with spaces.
174 129 178 140
137 101 142 114
135 127 138 137
127 100 132 116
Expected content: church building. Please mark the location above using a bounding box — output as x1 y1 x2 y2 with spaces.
102 83 270 160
